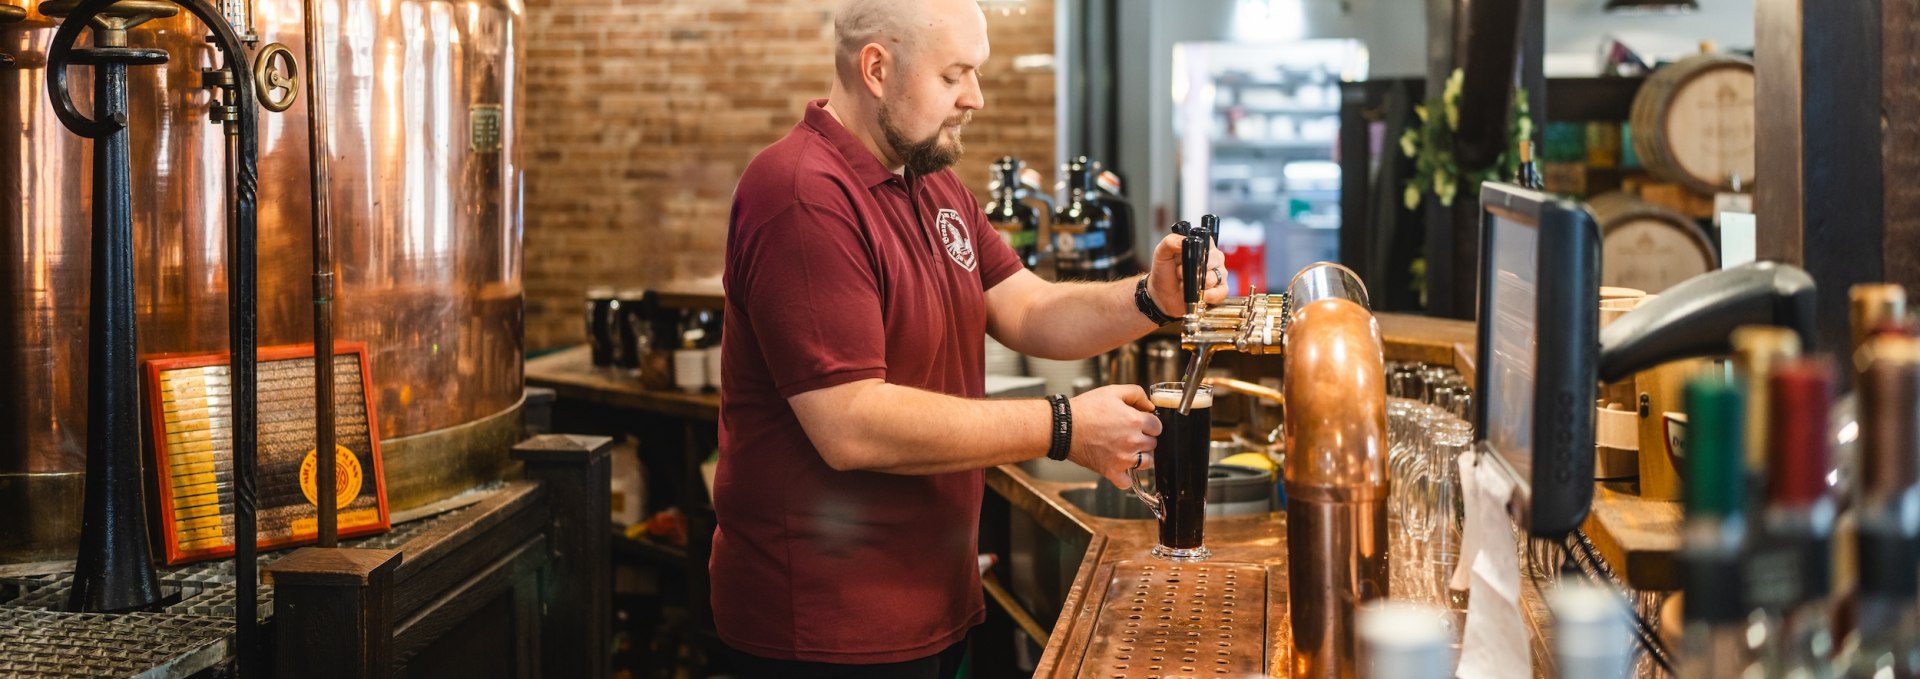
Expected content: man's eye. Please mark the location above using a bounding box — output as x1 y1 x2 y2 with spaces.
944 75 959 85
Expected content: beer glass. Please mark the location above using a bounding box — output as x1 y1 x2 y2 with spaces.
1130 382 1213 561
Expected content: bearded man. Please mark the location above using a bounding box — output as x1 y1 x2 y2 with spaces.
712 0 1226 675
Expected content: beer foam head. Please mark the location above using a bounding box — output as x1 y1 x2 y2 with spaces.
1150 387 1211 410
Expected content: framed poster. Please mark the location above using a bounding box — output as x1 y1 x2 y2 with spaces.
145 342 391 565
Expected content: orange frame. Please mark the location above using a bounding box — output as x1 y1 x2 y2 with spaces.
144 342 392 565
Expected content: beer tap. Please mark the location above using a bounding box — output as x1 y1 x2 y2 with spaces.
1175 217 1372 413
0 4 24 67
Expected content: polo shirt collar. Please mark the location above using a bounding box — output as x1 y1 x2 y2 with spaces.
804 99 900 189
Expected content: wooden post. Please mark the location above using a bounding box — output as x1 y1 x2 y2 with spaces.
1884 0 1920 295
265 547 403 679
1755 0 1885 361
512 434 614 679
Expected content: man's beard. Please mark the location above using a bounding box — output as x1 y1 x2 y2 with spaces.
879 105 970 175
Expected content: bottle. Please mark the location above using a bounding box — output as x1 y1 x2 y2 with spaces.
1517 140 1545 191
1748 359 1840 679
1358 601 1454 679
1551 582 1636 679
1680 376 1754 679
1052 156 1119 281
1090 166 1140 277
984 156 1041 269
1838 337 1920 678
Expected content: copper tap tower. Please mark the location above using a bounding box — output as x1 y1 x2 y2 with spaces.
1171 222 1386 678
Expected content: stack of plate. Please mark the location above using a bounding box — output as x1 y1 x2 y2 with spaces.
984 336 1027 377
1027 356 1092 396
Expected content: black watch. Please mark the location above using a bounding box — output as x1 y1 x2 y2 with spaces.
1045 394 1072 461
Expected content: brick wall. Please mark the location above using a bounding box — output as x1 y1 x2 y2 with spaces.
521 0 1057 350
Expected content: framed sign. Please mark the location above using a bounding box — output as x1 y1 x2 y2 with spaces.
145 342 391 565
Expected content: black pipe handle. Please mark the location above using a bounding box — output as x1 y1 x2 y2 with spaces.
1597 261 1818 383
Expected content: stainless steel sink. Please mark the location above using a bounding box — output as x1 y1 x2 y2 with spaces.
1058 485 1155 520
1061 466 1276 521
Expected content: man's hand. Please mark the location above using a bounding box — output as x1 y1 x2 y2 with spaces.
1066 384 1162 488
1146 233 1228 319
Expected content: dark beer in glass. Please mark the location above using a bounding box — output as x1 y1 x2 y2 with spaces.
1130 382 1212 560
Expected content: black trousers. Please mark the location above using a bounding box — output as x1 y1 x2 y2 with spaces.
727 638 967 679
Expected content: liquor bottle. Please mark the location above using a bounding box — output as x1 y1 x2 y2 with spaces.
1838 337 1920 679
1748 359 1839 679
1680 377 1754 679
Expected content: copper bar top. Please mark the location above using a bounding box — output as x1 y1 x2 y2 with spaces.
991 457 1554 677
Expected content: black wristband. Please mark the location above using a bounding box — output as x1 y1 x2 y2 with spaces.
1135 275 1177 326
1045 394 1073 461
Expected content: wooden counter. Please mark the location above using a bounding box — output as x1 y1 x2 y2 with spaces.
525 345 720 421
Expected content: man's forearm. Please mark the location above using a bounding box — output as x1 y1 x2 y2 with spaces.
793 379 1052 475
1003 277 1162 360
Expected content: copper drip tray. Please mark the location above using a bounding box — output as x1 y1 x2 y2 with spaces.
1075 560 1269 678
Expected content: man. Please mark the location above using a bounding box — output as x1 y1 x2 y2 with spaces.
713 0 1227 676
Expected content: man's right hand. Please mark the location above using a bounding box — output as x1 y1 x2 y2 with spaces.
1065 385 1162 488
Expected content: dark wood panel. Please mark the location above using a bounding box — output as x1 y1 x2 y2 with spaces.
392 492 549 618
392 536 548 670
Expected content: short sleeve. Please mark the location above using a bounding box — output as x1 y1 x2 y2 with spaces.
735 201 888 398
974 206 1024 290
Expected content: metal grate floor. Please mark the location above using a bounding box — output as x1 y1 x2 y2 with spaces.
0 484 499 677
1077 560 1270 678
0 609 233 678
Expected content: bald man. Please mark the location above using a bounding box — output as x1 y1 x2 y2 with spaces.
712 0 1226 675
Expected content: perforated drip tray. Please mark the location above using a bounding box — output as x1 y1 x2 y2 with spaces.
1076 560 1269 678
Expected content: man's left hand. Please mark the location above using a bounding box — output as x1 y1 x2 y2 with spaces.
1146 233 1228 319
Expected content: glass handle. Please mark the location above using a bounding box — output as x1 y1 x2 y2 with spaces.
1129 461 1164 520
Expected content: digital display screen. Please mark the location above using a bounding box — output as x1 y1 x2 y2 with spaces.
1484 213 1539 484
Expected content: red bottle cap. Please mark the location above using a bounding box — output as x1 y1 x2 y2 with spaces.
1766 359 1834 509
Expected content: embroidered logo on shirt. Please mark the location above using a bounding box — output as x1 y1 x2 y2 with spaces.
935 208 977 272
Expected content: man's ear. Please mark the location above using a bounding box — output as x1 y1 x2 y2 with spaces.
859 42 892 99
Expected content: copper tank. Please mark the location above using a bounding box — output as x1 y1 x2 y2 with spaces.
1 0 524 562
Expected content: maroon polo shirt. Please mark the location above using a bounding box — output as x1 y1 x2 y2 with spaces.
712 99 1025 663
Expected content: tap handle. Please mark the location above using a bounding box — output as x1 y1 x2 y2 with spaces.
1182 218 1211 309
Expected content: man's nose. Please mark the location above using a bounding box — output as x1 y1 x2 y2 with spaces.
958 71 985 111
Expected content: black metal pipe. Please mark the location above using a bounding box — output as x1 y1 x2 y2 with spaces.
46 0 260 670
62 43 169 616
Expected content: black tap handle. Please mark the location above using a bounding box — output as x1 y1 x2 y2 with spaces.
1183 218 1211 308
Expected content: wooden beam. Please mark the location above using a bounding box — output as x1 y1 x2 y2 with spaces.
1755 0 1885 359
1886 0 1920 295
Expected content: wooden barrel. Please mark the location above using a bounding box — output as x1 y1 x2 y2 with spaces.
1587 191 1718 294
1630 55 1756 195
